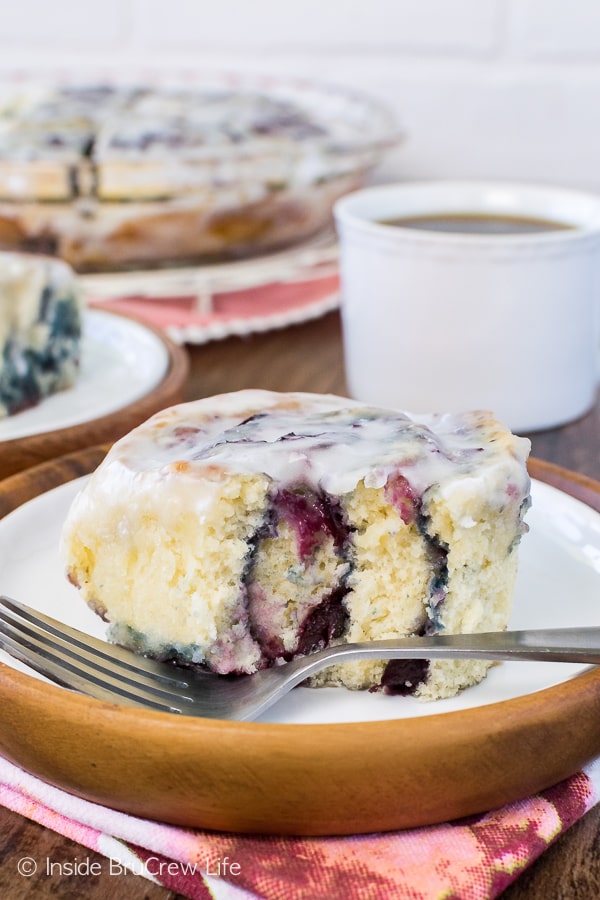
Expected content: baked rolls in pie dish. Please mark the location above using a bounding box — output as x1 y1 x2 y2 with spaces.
0 76 399 271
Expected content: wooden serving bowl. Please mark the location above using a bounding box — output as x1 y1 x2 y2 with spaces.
0 311 188 482
0 455 598 836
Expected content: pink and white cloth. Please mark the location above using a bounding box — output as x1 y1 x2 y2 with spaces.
1 754 599 900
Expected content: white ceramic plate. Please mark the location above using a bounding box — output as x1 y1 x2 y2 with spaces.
0 477 599 725
0 309 170 441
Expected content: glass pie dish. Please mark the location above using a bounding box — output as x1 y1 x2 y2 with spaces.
0 71 401 272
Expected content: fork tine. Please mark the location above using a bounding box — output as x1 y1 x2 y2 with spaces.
2 593 600 723
0 595 280 721
0 595 196 688
0 596 208 713
0 619 181 712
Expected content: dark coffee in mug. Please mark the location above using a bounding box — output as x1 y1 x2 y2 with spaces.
378 212 575 235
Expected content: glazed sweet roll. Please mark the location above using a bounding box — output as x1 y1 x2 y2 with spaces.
61 390 531 700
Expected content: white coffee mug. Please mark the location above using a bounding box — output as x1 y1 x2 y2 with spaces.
334 181 600 433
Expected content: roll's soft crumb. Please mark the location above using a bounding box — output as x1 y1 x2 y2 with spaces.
61 390 531 700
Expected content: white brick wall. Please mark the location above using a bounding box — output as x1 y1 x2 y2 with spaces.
1 0 600 190
508 0 600 59
131 0 500 54
0 0 128 48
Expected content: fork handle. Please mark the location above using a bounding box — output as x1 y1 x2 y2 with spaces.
284 627 600 682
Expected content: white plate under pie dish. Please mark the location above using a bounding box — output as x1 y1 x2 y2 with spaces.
82 227 341 345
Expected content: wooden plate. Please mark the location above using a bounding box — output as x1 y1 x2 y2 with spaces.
0 454 599 836
0 311 188 481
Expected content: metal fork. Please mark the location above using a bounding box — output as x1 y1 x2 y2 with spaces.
1 594 600 721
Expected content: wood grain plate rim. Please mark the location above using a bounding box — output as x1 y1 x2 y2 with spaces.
0 310 189 481
0 454 598 836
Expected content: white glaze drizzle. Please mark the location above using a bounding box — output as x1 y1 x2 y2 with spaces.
98 391 531 501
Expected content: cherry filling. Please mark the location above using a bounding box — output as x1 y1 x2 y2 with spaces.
379 658 431 696
245 472 449 695
246 485 352 664
296 585 350 656
384 473 420 525
273 486 348 560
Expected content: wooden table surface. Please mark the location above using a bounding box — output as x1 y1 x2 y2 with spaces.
0 309 599 899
